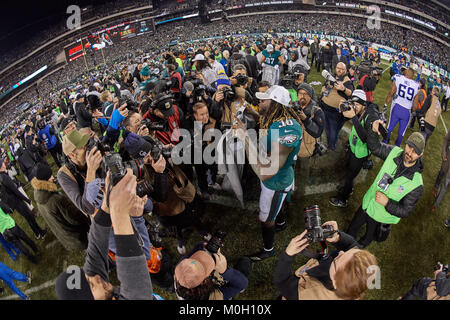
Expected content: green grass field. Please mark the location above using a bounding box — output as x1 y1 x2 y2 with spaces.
0 58 448 300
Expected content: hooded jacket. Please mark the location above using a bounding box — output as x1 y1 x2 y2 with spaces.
31 178 89 251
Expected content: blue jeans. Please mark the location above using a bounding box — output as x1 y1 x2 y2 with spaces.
323 107 346 151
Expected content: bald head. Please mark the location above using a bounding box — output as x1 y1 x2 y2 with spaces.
336 62 347 77
405 68 415 79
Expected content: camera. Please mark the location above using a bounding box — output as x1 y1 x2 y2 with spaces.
205 230 227 255
303 205 336 244
434 262 449 274
234 74 249 86
356 61 383 80
85 138 149 194
377 173 393 192
321 70 337 97
219 105 247 131
221 86 236 105
419 116 426 132
141 118 169 132
339 100 356 113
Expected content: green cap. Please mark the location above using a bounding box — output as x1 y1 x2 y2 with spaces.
62 130 91 155
406 132 425 155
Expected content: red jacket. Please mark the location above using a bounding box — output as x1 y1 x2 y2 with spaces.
169 72 182 93
360 75 373 102
143 104 182 145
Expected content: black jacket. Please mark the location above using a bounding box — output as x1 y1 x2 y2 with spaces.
300 101 325 139
274 232 359 300
367 129 424 219
245 54 260 79
0 172 30 209
74 102 93 129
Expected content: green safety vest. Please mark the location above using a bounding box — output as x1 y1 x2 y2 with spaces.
349 115 370 159
7 151 14 161
53 107 61 115
288 88 299 103
362 147 423 224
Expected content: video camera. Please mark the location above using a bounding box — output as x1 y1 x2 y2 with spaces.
280 65 307 90
303 205 336 244
356 61 383 80
85 138 153 198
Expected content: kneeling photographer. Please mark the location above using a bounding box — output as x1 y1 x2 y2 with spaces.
274 211 378 300
174 235 249 300
401 263 450 300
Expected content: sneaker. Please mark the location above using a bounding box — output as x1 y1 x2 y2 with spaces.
25 295 31 300
445 219 450 228
177 244 186 255
208 182 221 191
39 229 48 240
35 234 41 240
248 249 275 262
26 271 32 284
201 232 212 242
432 188 439 198
329 197 348 208
275 222 287 232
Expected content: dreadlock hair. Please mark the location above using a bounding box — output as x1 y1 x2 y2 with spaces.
259 100 302 130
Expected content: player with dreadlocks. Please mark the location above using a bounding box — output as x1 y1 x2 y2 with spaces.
233 85 302 261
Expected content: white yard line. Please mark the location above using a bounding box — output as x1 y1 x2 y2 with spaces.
440 114 448 133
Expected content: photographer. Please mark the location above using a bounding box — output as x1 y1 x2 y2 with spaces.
432 129 450 211
401 264 450 300
417 86 442 143
274 221 378 300
174 241 248 300
359 68 380 103
295 83 325 158
55 169 155 300
282 65 317 104
167 64 182 103
57 130 102 216
347 126 425 248
74 94 93 130
181 102 217 200
330 90 378 207
142 91 183 146
37 119 63 167
320 62 354 151
229 64 257 106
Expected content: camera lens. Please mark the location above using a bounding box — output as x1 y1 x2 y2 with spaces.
304 205 321 230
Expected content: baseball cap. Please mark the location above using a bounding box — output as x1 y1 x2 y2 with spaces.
406 132 425 155
192 54 206 62
350 89 367 105
174 250 215 289
62 130 91 155
255 85 291 107
153 93 175 117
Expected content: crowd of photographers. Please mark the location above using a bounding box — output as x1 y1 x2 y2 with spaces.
0 29 449 301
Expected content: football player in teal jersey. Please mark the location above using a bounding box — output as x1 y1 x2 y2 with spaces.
233 85 302 261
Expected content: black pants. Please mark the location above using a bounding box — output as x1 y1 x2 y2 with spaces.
150 248 174 292
441 96 448 112
346 206 379 248
339 150 366 201
311 53 317 66
3 226 39 264
401 278 433 300
158 199 209 245
48 142 63 167
12 201 45 238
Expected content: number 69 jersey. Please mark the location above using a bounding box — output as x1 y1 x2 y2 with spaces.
392 74 420 110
